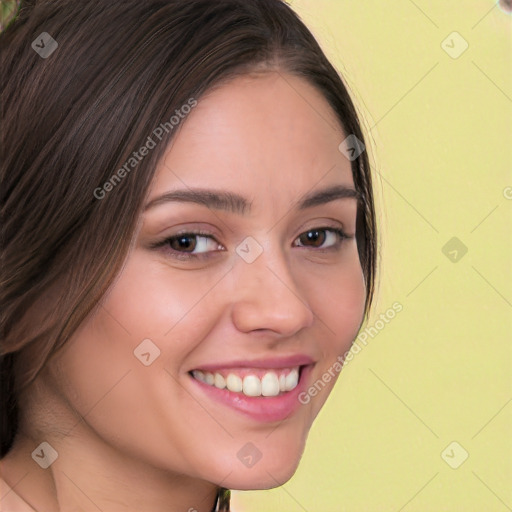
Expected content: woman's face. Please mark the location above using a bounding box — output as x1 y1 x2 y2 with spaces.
45 72 366 490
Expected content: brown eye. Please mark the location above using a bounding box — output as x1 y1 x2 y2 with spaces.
298 229 326 247
294 227 348 250
169 235 197 252
151 231 224 260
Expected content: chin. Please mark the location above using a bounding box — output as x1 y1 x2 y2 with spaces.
226 462 300 491
210 441 305 491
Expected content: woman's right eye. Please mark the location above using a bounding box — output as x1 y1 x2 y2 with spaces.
152 231 224 260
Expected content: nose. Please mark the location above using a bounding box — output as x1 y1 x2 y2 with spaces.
230 245 315 336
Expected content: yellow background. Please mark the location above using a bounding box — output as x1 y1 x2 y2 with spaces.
234 1 512 510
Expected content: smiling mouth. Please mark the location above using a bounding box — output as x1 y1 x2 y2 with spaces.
189 366 303 397
188 362 314 422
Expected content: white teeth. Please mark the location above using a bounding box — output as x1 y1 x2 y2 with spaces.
243 375 261 397
214 372 226 390
284 368 299 391
226 373 243 393
279 374 286 392
192 370 206 383
261 372 280 397
193 367 301 397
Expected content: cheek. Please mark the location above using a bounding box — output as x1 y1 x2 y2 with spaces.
46 251 227 435
102 257 197 337
97 252 229 364
300 246 366 351
330 262 366 343
45 278 221 474
295 247 366 411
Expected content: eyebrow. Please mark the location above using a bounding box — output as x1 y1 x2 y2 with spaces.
144 184 359 214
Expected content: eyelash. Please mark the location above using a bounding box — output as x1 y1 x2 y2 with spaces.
152 227 351 261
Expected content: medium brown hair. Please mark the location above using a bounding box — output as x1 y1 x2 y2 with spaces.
0 0 377 457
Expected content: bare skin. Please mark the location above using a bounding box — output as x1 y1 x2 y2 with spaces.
0 71 366 512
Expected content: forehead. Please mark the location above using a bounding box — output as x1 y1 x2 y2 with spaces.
153 72 354 203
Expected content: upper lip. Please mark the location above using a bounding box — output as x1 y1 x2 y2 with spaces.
191 354 315 372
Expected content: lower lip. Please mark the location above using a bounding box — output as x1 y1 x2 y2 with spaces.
189 365 314 423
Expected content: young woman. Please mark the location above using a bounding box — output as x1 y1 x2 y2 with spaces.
0 1 377 510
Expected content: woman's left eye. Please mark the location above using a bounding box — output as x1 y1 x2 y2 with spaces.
153 227 349 261
293 227 348 250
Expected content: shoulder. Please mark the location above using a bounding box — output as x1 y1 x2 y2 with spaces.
0 477 37 512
